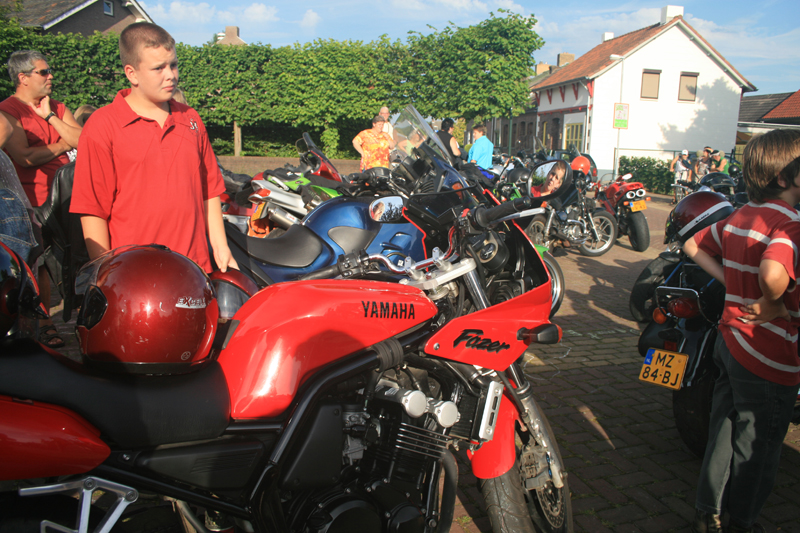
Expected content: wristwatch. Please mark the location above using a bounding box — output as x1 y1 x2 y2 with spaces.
44 112 56 123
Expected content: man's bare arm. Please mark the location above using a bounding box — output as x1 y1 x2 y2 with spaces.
205 196 237 272
80 215 110 259
0 110 70 167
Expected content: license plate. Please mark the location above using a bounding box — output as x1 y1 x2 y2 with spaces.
630 200 647 212
639 349 688 390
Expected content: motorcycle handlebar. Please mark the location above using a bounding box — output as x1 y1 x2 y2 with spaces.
472 197 531 229
296 263 342 281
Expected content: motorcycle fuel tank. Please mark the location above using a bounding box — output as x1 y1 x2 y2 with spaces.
217 280 437 419
0 395 110 481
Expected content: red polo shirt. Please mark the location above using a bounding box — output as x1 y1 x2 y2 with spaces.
70 89 224 272
0 96 70 206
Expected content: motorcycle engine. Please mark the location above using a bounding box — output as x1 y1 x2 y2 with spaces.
284 368 463 533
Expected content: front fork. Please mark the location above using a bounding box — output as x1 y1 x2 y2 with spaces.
461 256 566 489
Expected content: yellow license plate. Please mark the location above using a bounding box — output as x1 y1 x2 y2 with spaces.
630 200 647 212
639 349 688 390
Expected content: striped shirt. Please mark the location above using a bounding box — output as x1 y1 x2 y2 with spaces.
694 200 800 386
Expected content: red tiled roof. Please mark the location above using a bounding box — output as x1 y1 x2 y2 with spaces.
762 89 800 120
531 16 754 92
531 22 666 89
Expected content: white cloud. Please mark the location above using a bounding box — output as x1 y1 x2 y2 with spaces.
242 3 279 23
300 9 321 30
495 0 524 14
142 1 217 24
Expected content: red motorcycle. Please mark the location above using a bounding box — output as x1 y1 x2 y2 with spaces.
0 191 572 532
591 172 651 252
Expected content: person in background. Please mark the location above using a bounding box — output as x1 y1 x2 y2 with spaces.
710 149 729 175
353 115 394 171
694 146 712 180
73 104 96 127
684 129 800 533
436 118 462 165
70 22 236 275
379 106 393 138
0 50 83 348
468 124 493 171
670 149 693 203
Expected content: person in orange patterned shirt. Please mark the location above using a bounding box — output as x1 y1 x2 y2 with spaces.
352 115 394 171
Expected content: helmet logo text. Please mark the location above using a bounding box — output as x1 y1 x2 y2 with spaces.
176 297 206 309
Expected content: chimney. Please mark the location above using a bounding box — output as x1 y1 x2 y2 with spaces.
660 5 684 24
602 32 614 42
557 53 574 67
535 62 550 75
216 26 246 45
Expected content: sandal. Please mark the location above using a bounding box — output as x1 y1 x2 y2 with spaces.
39 324 66 349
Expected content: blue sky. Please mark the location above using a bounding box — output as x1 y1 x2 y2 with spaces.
139 0 800 95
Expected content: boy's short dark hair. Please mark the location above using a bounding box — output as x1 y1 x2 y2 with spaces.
119 22 176 69
441 118 455 131
473 124 486 135
743 129 800 203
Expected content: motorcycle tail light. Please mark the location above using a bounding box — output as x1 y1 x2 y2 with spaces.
653 308 668 324
668 297 700 318
663 340 679 352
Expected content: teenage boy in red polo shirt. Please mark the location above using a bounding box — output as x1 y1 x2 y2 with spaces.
684 129 800 533
71 22 235 274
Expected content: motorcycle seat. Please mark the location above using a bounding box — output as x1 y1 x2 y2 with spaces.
226 223 325 268
0 339 231 448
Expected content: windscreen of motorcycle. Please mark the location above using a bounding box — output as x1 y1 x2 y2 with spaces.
392 105 451 164
407 186 483 227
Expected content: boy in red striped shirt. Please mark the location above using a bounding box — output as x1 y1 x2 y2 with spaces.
684 129 800 533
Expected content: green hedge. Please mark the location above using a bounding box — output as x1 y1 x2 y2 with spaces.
0 11 543 156
618 156 674 195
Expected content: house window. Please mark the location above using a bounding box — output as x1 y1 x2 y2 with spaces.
641 70 661 100
103 0 114 16
564 123 584 152
679 73 698 102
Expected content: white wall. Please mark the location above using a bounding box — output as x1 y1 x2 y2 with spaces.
588 24 743 176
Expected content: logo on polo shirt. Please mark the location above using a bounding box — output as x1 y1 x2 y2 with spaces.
189 119 198 131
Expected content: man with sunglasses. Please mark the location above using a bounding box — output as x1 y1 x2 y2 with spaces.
0 50 82 348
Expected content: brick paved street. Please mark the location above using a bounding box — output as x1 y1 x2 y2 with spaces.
449 195 800 532
46 160 799 532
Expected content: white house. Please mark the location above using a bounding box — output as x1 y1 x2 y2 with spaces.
529 5 755 177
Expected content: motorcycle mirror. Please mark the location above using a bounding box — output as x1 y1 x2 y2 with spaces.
369 196 405 222
526 160 573 201
622 173 633 181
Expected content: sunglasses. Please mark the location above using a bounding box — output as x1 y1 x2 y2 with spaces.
28 68 54 77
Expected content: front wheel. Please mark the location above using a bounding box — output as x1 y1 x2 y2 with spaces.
627 211 650 252
480 426 572 532
525 215 549 247
578 210 617 257
542 251 564 317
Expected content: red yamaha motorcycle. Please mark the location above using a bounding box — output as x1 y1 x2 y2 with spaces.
0 187 573 532
592 173 650 252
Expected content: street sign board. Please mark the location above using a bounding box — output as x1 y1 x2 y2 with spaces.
613 103 629 129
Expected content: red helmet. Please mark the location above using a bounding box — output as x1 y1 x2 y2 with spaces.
75 245 218 374
570 156 591 176
1 242 45 337
664 191 734 244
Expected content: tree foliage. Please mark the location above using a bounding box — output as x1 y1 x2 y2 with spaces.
618 156 674 194
0 11 544 156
